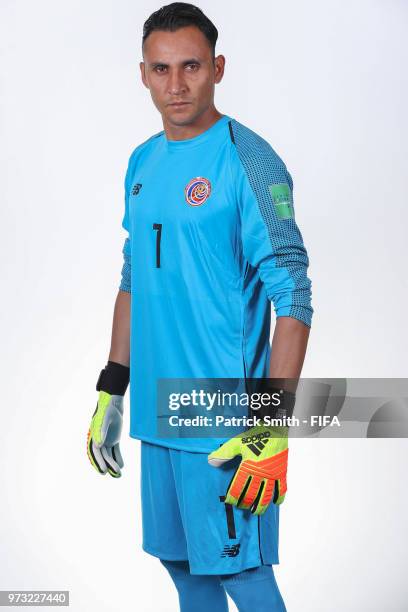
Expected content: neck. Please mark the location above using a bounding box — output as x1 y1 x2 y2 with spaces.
163 106 223 141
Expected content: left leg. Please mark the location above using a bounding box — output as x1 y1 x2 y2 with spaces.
168 448 286 610
173 449 280 576
221 565 286 612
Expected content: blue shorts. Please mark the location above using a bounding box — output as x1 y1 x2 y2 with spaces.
140 441 280 575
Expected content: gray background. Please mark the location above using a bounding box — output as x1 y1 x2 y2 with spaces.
1 0 407 610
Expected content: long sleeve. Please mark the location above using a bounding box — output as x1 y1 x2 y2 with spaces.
118 149 139 293
119 236 131 292
230 120 313 327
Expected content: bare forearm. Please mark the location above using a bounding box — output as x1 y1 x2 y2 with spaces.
269 316 310 392
108 290 131 366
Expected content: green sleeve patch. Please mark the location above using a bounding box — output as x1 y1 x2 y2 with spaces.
268 183 294 220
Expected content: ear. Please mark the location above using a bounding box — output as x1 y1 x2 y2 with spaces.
140 62 149 89
213 55 226 85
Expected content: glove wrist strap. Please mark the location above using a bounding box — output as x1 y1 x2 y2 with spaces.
249 381 296 423
96 361 130 396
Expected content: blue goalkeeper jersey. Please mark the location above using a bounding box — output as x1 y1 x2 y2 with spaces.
120 114 313 452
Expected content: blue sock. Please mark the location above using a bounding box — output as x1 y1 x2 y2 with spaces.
221 565 286 612
160 559 229 612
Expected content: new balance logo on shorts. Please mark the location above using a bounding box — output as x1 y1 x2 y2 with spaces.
132 183 142 196
221 543 241 558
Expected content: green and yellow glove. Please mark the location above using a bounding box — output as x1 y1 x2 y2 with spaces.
208 424 288 515
87 361 129 478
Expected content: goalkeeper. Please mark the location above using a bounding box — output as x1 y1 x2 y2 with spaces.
87 3 313 611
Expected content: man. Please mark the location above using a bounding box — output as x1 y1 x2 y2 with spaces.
87 3 313 611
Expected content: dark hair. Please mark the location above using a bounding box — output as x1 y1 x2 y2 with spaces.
142 3 218 55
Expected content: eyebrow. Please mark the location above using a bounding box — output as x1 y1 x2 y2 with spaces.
149 58 203 68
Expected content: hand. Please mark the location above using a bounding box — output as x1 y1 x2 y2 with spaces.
86 361 129 478
208 424 288 515
87 391 125 477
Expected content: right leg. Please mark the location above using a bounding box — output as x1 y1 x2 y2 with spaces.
141 442 188 559
141 443 228 611
160 559 229 612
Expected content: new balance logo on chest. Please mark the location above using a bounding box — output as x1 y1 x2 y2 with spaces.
132 183 142 196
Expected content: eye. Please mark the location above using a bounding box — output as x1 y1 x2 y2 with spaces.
185 63 199 72
154 65 167 73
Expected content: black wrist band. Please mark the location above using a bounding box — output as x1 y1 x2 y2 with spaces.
247 379 296 422
96 360 130 396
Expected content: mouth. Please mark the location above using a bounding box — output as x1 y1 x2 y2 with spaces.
168 102 191 108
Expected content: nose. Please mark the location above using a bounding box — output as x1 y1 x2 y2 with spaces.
167 67 187 96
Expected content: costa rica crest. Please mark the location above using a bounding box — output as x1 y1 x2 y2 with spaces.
184 176 211 206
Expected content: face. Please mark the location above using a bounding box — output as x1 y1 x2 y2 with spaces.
140 26 225 127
